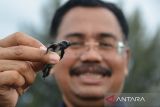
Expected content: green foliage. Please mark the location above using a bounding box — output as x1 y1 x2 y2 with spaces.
123 9 160 92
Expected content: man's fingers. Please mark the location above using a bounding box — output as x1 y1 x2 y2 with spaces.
0 46 60 64
0 71 25 87
0 60 37 87
0 32 45 48
0 60 31 72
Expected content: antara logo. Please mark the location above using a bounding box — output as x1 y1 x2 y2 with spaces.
105 95 146 104
116 96 146 102
105 95 116 104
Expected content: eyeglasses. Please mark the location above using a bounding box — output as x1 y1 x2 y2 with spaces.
67 39 126 56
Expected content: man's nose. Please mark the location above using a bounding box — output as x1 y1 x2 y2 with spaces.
80 47 102 62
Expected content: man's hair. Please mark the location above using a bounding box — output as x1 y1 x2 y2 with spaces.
50 0 129 40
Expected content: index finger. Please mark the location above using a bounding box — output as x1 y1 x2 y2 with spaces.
0 32 45 48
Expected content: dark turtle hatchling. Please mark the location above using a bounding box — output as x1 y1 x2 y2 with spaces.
42 41 71 78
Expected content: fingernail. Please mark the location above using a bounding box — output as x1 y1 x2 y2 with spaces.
40 46 47 51
49 52 60 64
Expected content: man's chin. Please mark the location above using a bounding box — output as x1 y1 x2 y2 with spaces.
69 90 105 107
72 85 107 100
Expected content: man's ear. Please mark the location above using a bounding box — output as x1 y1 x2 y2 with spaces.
124 47 131 76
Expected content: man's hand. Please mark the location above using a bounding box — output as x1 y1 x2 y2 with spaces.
0 32 60 107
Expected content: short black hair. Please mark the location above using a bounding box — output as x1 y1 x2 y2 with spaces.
50 0 129 40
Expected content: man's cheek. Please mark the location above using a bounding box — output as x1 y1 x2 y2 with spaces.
60 52 77 71
105 57 126 93
53 53 77 79
110 73 125 93
110 63 126 93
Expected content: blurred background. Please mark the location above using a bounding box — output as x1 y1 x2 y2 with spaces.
0 0 160 107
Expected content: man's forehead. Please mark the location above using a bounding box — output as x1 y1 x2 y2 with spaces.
60 7 118 25
57 7 123 40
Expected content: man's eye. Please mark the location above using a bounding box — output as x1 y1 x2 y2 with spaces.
99 42 114 48
70 42 83 48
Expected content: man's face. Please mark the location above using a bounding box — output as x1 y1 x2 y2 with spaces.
52 7 129 105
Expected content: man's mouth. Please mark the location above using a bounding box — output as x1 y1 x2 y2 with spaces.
70 63 112 77
69 63 112 84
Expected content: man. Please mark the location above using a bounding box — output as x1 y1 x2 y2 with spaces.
0 0 130 107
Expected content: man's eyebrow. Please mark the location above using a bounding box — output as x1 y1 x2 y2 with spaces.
64 33 84 39
98 33 117 41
